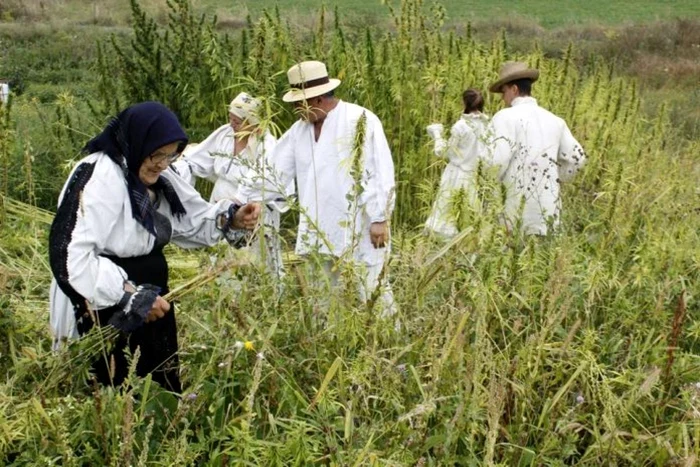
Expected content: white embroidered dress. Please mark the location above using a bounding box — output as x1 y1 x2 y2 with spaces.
49 152 235 347
490 97 586 235
425 113 490 238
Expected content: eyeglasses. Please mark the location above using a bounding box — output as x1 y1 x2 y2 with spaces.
148 151 181 165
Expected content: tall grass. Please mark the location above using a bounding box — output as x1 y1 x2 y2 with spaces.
0 0 698 464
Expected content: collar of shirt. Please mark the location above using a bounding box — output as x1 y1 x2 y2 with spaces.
511 96 538 107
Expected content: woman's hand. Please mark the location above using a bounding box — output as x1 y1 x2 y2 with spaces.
232 202 261 230
145 296 171 323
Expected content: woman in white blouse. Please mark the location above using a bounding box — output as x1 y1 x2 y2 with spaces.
425 89 490 239
173 93 292 279
49 102 260 392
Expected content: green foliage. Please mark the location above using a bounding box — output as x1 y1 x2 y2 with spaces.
0 0 699 464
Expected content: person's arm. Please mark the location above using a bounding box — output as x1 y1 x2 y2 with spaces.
557 122 586 182
237 127 296 204
162 168 259 248
211 133 275 196
359 114 396 247
175 125 232 184
426 123 447 156
49 161 163 332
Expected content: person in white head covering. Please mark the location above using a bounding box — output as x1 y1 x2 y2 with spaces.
172 92 293 278
240 60 397 319
488 61 586 236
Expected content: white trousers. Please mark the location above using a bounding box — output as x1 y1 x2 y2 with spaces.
309 257 397 319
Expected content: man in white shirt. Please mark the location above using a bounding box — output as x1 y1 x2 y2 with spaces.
252 60 396 316
489 62 586 236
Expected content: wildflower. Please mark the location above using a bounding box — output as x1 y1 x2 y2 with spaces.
218 362 227 368
233 341 244 350
256 352 265 360
575 393 585 405
244 341 255 351
186 393 197 401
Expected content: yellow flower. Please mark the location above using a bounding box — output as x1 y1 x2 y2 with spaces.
244 341 255 351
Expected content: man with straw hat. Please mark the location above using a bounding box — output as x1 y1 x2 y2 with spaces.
488 61 586 236
248 60 397 318
173 92 293 278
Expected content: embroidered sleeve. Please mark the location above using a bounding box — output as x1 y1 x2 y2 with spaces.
426 123 447 156
107 284 160 332
215 203 250 247
558 124 586 182
49 161 130 314
171 158 195 186
173 125 231 184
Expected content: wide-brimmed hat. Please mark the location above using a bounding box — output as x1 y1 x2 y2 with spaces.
489 61 540 93
228 92 261 124
282 61 341 103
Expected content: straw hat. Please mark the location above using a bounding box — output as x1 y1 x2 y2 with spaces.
489 61 540 93
282 61 341 103
228 92 261 124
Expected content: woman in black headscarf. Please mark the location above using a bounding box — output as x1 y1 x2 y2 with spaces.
49 102 260 393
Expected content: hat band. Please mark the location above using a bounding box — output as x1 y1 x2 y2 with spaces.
290 76 330 90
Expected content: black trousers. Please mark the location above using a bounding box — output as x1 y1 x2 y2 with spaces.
78 248 181 393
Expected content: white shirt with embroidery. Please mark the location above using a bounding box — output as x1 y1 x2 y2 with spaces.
489 96 586 235
50 153 233 344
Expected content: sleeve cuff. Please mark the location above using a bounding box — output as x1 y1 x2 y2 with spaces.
216 203 251 248
107 284 161 333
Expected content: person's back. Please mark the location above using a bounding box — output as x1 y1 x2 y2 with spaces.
489 62 585 235
425 89 490 239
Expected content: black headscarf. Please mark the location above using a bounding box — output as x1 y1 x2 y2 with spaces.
84 102 189 235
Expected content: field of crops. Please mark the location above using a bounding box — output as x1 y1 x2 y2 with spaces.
4 0 700 27
0 0 699 464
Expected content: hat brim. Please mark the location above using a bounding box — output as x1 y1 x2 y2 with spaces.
282 79 341 103
489 70 539 93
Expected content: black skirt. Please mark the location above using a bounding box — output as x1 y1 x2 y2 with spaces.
78 247 181 393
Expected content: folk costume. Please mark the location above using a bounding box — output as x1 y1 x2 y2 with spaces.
49 102 246 391
253 61 397 312
425 112 490 238
489 62 586 235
